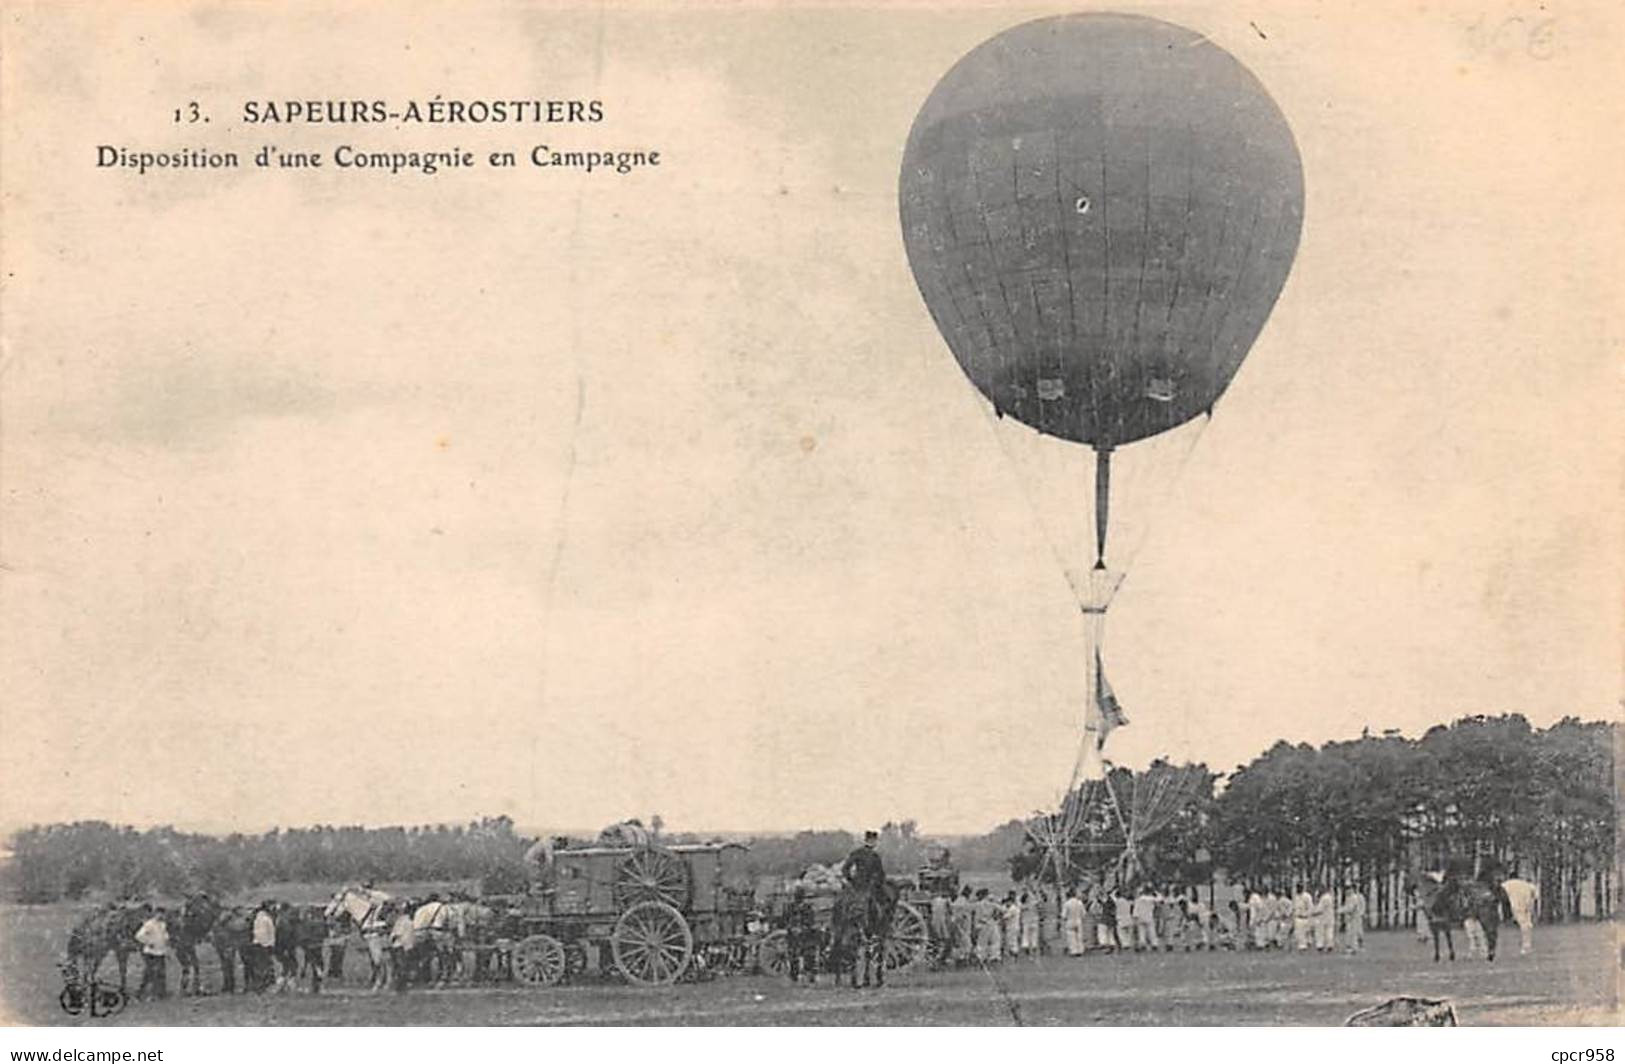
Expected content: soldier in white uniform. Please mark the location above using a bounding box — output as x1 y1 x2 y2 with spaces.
1061 889 1087 956
1247 889 1269 949
1312 888 1337 952
250 901 278 992
1501 874 1540 955
1291 887 1313 950
1339 887 1367 953
1114 889 1135 951
1187 891 1212 951
1131 887 1160 951
134 906 170 1001
1273 891 1294 948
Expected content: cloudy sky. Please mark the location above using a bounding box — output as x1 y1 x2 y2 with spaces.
2 2 1618 835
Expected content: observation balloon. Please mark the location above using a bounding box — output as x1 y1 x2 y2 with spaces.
899 15 1306 875
899 13 1303 451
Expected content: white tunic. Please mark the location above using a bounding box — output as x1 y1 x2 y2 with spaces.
252 909 277 947
135 916 169 957
1502 878 1538 923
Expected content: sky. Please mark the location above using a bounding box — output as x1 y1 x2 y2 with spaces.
1 1 1619 836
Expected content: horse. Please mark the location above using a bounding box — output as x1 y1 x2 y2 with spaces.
326 885 393 990
272 903 331 992
1414 871 1503 962
64 903 144 993
207 904 253 994
169 894 252 994
407 896 474 988
827 879 899 989
442 896 502 986
167 894 226 995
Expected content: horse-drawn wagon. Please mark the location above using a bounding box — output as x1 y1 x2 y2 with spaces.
489 841 755 987
755 870 934 978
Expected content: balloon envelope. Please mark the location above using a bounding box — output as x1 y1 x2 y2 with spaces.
900 13 1304 448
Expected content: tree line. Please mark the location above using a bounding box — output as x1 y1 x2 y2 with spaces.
1011 715 1615 928
4 715 1613 927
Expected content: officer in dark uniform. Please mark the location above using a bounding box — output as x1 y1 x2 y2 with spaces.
841 830 885 891
784 886 819 983
841 830 887 929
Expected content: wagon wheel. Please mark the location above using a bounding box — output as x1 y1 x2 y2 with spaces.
757 929 790 976
883 901 929 972
613 847 692 909
512 934 567 987
611 901 693 986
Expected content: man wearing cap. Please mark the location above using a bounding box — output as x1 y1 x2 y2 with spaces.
840 830 887 927
841 831 886 892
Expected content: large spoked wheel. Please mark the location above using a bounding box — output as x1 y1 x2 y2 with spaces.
611 902 693 986
512 934 567 987
757 929 789 976
883 902 930 971
614 847 692 909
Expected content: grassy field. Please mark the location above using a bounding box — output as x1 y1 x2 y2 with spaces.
2 899 1616 1026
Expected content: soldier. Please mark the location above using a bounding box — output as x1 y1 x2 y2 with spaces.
784 886 820 984
388 901 417 992
1292 885 1314 951
1061 888 1086 956
1313 887 1337 952
1247 887 1268 949
973 889 1002 962
1113 886 1136 952
134 904 170 1001
1018 891 1040 956
840 830 887 935
1096 890 1118 952
1272 890 1294 949
840 831 885 891
249 900 278 991
950 885 974 965
1501 871 1539 956
1131 885 1159 951
1187 889 1212 951
1339 886 1367 954
929 890 952 967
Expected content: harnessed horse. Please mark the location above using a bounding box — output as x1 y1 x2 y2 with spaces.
64 903 144 993
272 903 331 992
1415 870 1504 962
828 879 899 988
205 902 253 994
170 894 229 995
326 885 393 989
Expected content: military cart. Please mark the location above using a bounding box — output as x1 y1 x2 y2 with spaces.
755 874 932 976
489 841 754 987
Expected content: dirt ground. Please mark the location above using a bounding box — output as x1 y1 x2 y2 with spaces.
3 901 1616 1027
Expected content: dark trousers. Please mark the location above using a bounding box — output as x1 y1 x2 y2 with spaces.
244 945 271 991
139 954 168 1000
389 946 411 992
787 930 819 982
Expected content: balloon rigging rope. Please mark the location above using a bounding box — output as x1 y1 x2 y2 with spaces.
1105 413 1213 579
973 401 1084 606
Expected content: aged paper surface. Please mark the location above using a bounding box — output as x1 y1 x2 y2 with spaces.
0 0 1618 1028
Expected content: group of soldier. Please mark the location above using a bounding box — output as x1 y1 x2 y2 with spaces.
926 888 1044 966
918 882 1374 966
85 886 485 1005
